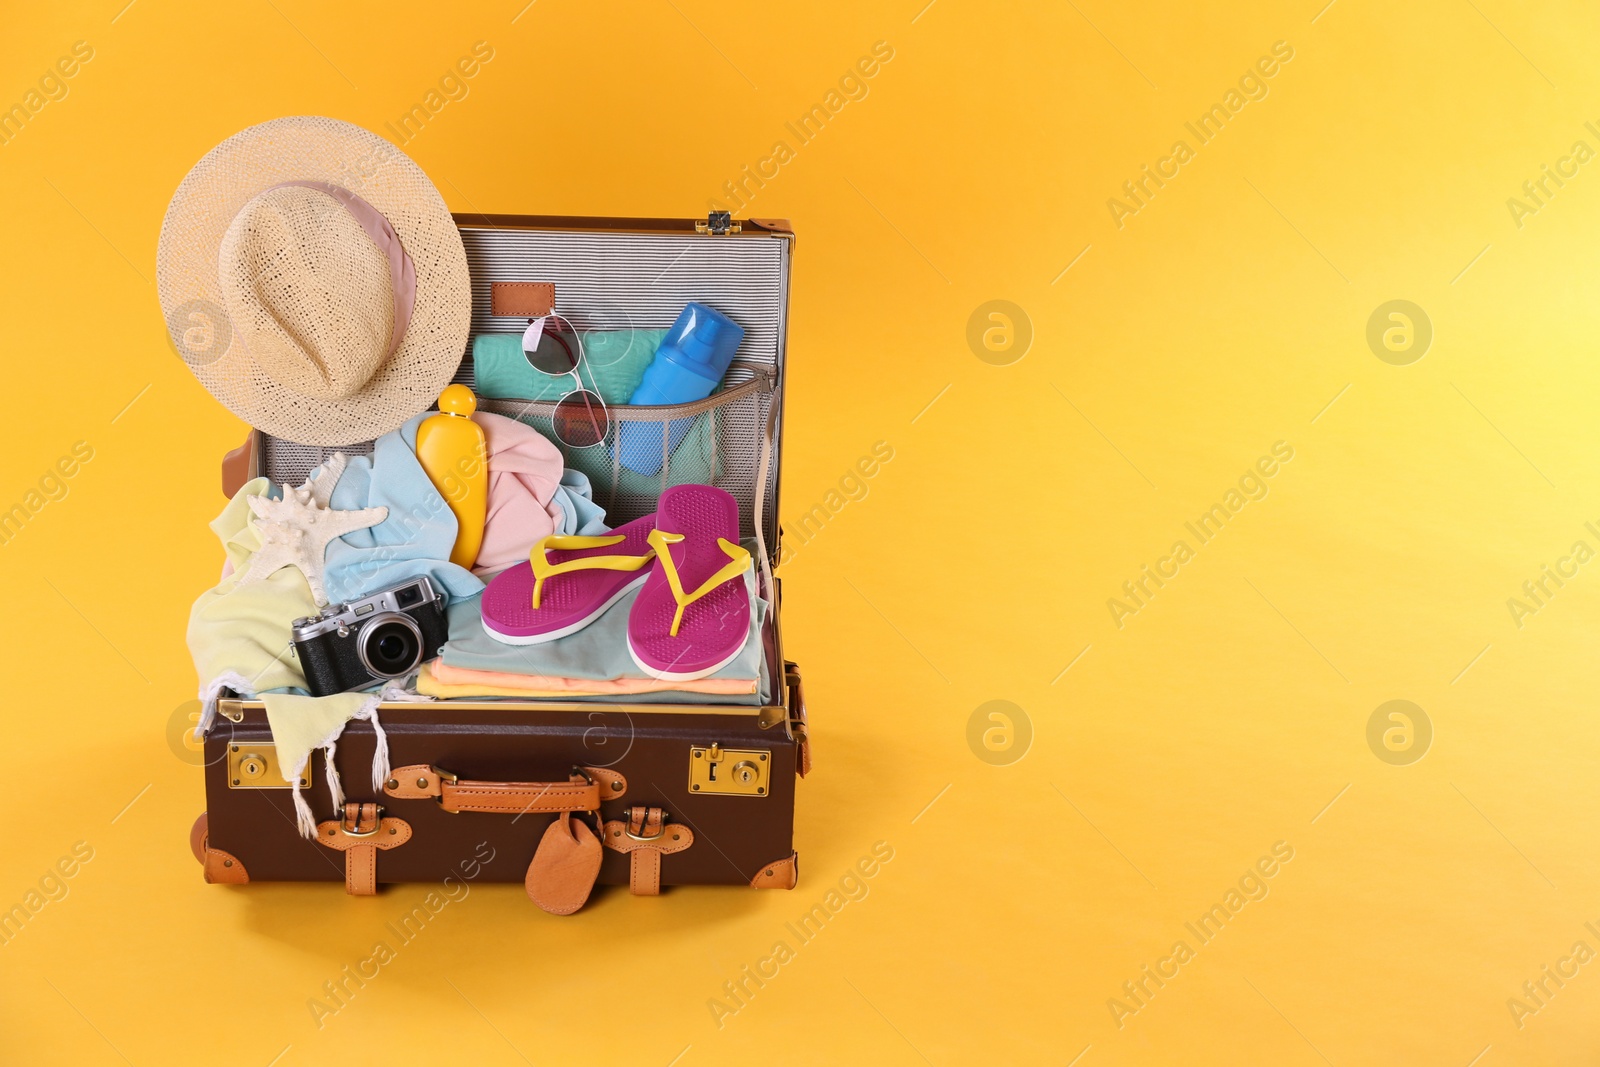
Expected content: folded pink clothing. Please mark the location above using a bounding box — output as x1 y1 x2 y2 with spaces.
470 410 568 577
427 658 757 696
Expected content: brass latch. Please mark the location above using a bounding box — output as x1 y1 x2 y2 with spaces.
689 743 769 796
695 211 741 236
227 743 309 790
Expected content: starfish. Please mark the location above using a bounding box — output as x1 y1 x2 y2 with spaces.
236 454 387 606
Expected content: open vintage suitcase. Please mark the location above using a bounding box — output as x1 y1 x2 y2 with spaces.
191 213 811 908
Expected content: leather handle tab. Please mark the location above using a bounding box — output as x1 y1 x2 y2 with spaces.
384 764 621 814
602 806 694 896
491 281 555 318
316 803 412 896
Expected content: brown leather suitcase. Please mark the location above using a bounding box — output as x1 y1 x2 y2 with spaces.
191 213 810 910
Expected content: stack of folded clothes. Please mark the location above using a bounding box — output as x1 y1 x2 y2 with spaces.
420 579 769 704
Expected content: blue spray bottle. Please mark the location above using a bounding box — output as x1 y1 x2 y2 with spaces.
615 302 744 476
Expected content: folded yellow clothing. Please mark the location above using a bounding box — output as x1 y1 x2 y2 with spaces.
418 659 757 698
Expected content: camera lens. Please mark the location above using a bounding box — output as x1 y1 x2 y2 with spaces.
357 613 424 679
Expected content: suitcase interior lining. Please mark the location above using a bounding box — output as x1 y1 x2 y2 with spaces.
251 218 790 707
258 221 786 551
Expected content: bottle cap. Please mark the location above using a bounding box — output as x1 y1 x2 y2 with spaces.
437 384 477 417
658 303 744 383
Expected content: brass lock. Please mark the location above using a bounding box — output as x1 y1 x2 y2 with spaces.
227 744 310 790
688 745 770 797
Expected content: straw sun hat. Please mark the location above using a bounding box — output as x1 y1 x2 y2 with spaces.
157 116 470 446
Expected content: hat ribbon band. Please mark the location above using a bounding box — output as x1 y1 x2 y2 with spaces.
266 180 417 359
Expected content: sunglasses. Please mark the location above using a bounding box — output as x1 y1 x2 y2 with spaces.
521 312 609 449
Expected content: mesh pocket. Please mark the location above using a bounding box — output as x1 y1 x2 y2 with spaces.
479 364 774 540
261 438 374 484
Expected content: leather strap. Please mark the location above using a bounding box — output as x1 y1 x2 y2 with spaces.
316 803 413 896
632 849 661 895
384 765 624 813
785 662 811 777
491 281 555 318
754 383 777 594
602 806 694 896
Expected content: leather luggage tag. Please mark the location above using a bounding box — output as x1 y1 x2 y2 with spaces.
525 812 602 915
491 281 555 318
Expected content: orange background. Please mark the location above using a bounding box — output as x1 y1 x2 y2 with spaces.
4 1 1600 1064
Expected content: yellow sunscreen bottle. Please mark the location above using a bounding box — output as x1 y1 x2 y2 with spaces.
416 384 488 569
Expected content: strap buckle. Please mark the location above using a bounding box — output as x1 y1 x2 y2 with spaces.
340 805 384 837
625 810 668 842
431 766 459 813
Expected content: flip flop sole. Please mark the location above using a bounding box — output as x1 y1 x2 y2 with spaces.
479 515 656 645
484 572 648 646
627 485 752 678
626 632 748 682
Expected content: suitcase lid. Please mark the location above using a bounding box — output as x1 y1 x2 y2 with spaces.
253 212 793 565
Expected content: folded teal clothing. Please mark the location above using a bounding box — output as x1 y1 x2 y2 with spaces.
439 571 770 706
472 329 669 404
476 328 722 506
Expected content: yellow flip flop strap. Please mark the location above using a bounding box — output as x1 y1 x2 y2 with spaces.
646 528 752 637
529 534 655 609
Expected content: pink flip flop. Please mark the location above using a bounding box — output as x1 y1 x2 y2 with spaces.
481 514 656 645
627 485 753 681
